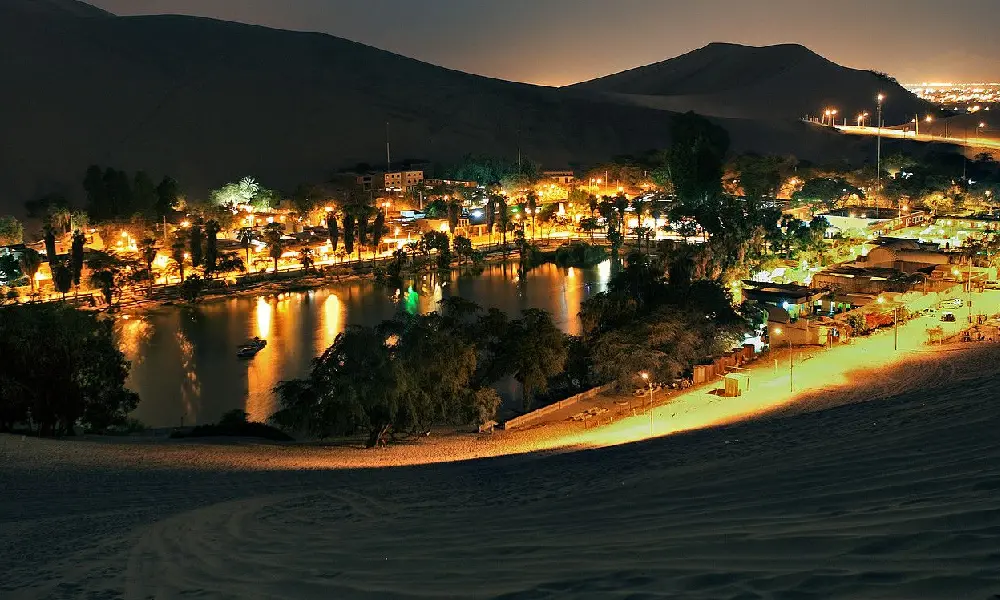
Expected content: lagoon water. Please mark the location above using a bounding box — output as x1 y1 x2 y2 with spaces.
120 261 612 427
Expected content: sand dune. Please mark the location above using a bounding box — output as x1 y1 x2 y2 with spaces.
3 335 1000 599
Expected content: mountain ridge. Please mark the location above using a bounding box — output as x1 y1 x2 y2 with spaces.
0 5 885 217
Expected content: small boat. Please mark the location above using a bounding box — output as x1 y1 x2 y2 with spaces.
237 337 267 359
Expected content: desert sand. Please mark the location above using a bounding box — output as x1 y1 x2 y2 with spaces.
2 308 1000 599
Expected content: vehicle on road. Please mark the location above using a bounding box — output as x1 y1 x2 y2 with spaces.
940 299 964 309
986 280 1000 290
941 312 957 322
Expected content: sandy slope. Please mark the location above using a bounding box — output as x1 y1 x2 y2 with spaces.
2 335 1000 599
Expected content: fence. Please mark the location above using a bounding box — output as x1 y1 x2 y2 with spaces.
503 385 608 430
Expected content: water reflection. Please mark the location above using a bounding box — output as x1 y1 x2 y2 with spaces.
127 261 612 427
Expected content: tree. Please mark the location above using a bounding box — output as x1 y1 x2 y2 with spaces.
139 237 158 292
579 217 599 242
371 210 386 261
204 220 220 276
496 196 511 247
454 235 473 266
326 213 339 252
667 112 730 207
0 216 23 246
300 245 315 271
170 231 187 282
189 221 204 269
506 308 567 410
343 213 356 257
83 165 108 219
19 249 42 295
70 230 86 288
793 177 863 210
526 190 538 239
42 224 58 263
180 274 206 303
0 303 139 435
155 176 180 219
486 195 497 244
447 198 461 235
52 261 73 301
133 171 157 215
236 227 255 273
262 222 284 274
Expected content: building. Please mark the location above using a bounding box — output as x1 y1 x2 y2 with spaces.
543 170 575 185
385 170 424 193
423 178 478 189
859 238 952 272
819 207 897 238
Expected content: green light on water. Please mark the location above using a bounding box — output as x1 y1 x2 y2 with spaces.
404 285 419 315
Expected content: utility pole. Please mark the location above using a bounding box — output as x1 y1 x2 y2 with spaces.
876 94 884 209
385 121 391 173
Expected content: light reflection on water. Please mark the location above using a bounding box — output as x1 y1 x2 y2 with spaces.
125 261 611 427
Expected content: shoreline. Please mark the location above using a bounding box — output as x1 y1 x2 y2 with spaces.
14 333 996 474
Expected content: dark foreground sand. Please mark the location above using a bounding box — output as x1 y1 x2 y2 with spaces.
2 343 1000 599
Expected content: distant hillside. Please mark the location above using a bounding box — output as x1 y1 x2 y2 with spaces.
0 7 872 216
572 43 930 123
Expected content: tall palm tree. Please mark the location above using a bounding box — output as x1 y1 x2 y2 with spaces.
139 238 158 293
170 232 187 283
237 227 255 273
525 191 538 240
262 222 284 275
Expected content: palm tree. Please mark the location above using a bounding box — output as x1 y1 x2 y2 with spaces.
139 237 158 293
262 222 284 274
300 245 315 272
237 227 255 273
204 220 221 276
170 232 187 283
49 206 72 234
579 217 599 243
18 248 42 297
525 191 538 240
496 196 511 248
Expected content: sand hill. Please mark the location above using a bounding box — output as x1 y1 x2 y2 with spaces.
572 42 930 122
0 3 877 216
2 333 999 598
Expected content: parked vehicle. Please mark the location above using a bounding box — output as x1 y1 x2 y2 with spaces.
985 280 1000 290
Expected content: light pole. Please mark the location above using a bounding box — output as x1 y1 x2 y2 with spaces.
640 371 653 436
773 327 793 392
878 296 899 350
876 94 884 206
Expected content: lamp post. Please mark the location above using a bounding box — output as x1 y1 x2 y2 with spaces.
878 296 899 351
640 371 653 436
773 327 793 392
876 94 884 206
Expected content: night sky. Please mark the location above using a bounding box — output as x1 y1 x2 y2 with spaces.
88 0 1000 86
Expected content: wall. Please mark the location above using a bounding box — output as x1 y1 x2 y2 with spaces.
503 385 607 430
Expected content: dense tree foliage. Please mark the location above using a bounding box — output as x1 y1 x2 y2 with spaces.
0 216 23 246
271 300 566 443
0 304 139 435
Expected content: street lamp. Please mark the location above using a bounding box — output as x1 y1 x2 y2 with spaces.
878 296 899 350
876 94 885 205
977 122 987 143
773 327 793 392
640 371 653 436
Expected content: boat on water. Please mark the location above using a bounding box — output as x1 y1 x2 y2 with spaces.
237 337 267 359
